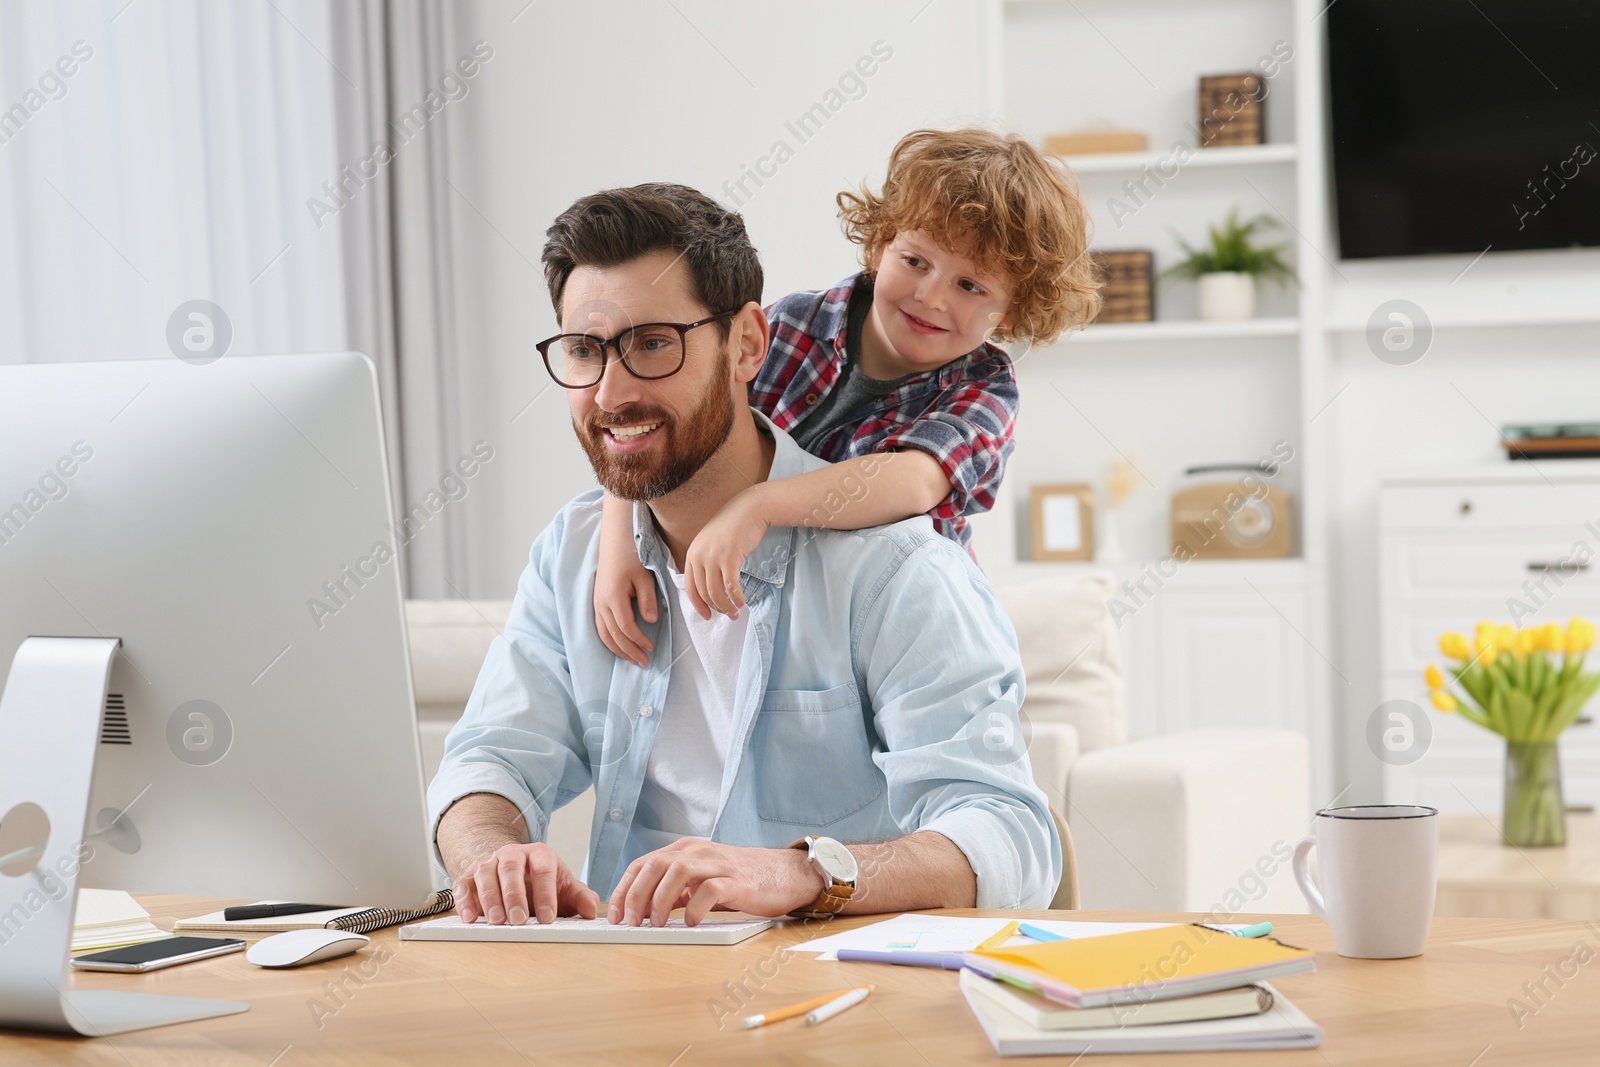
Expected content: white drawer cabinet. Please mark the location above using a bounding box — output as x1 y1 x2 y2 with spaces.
1379 466 1600 813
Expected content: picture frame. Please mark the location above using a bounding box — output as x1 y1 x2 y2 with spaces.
1030 483 1095 562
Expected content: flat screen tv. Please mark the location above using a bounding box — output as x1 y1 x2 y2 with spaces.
1328 0 1600 260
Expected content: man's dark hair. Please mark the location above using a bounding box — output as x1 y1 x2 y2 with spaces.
541 183 763 334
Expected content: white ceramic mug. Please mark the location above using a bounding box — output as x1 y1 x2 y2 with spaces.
1292 804 1438 959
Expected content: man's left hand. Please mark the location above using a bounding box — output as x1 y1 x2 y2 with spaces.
606 838 821 926
684 493 768 620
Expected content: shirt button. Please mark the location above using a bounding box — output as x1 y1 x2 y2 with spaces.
804 392 819 405
639 704 654 718
608 809 623 822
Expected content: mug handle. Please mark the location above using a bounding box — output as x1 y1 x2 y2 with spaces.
1291 836 1327 921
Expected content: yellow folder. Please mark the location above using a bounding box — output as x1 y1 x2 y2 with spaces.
968 924 1314 1008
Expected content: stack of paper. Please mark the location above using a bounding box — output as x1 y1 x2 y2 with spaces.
792 914 1173 960
72 889 172 951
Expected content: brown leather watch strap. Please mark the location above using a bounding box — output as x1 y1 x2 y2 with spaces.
787 837 856 920
790 881 854 920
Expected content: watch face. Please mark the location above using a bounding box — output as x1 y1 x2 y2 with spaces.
812 837 858 883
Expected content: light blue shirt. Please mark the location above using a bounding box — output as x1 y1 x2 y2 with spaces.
427 411 1061 908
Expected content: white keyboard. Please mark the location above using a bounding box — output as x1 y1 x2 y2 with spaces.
399 915 774 946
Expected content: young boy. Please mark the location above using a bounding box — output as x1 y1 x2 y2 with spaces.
595 127 1100 666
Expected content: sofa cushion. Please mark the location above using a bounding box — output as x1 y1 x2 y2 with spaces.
406 599 513 717
991 570 1125 754
1067 729 1310 912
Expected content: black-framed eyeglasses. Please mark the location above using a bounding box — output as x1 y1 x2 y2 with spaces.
536 310 740 389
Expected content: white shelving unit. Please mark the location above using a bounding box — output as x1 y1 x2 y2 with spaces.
1056 141 1298 175
1070 317 1299 344
971 0 1335 799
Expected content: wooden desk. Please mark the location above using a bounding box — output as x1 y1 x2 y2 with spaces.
4 896 1599 1065
1438 813 1600 920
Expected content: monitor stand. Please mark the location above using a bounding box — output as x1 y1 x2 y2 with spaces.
0 637 249 1036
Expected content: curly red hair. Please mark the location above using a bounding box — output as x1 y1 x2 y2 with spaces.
838 128 1100 345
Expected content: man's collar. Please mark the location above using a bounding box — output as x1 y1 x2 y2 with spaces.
630 409 805 589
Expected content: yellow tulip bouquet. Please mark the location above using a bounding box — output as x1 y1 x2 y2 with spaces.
1427 618 1600 847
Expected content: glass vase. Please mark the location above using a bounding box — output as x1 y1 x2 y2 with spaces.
1503 741 1566 848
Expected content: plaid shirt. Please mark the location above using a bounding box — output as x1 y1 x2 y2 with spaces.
753 273 1019 556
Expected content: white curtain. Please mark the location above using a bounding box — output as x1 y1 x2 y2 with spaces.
329 0 477 600
0 0 477 598
0 0 347 363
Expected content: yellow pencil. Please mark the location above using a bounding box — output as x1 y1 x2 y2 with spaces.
738 985 873 1029
975 920 1020 951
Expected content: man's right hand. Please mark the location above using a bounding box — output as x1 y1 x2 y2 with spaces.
453 842 601 926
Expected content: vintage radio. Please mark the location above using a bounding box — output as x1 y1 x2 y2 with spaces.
1171 464 1293 559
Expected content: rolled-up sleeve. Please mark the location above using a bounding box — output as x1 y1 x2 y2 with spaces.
875 373 1017 523
852 537 1061 908
425 510 594 870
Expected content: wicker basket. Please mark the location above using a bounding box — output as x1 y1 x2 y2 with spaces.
1197 73 1266 147
1089 250 1154 324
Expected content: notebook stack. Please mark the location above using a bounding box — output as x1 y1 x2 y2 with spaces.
72 889 172 952
960 923 1321 1055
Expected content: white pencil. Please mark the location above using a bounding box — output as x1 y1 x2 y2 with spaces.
805 984 874 1026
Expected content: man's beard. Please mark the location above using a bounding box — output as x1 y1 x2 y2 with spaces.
574 352 736 502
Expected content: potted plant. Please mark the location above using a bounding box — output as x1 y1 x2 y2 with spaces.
1427 618 1600 847
1161 208 1298 321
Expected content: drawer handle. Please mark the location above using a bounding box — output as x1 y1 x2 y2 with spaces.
1566 804 1596 815
1459 500 1472 515
1528 561 1590 573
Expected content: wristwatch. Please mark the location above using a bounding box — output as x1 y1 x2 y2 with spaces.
787 835 858 919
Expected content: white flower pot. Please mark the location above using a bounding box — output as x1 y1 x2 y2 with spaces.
1197 272 1256 322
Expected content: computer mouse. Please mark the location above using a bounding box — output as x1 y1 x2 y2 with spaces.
246 929 371 968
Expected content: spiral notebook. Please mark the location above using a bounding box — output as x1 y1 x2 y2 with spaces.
174 890 454 934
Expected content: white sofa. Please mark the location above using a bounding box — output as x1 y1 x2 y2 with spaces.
408 569 1308 914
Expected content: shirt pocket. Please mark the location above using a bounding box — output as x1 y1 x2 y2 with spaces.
752 682 883 827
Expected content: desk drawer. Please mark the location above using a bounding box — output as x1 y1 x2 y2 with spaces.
1383 538 1600 595
1382 484 1600 533
1382 600 1600 673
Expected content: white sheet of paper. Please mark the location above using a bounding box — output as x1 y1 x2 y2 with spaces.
1042 495 1083 552
790 914 1197 960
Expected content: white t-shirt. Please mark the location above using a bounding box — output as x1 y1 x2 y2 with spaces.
628 559 752 855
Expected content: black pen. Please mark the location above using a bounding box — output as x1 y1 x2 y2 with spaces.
222 902 347 921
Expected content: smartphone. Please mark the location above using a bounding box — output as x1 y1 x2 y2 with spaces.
71 936 246 973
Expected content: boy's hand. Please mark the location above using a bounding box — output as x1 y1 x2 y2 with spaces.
594 559 658 667
685 495 768 620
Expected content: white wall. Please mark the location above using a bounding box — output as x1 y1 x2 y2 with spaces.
1325 253 1600 802
437 0 995 596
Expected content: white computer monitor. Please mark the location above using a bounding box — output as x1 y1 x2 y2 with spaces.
0 353 436 1034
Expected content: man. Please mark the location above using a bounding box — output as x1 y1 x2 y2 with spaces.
429 183 1058 928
